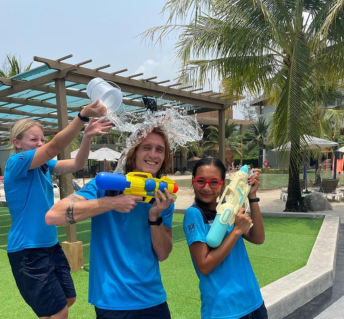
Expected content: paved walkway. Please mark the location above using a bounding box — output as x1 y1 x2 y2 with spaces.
285 221 344 319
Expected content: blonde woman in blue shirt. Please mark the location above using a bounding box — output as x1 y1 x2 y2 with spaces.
5 101 111 319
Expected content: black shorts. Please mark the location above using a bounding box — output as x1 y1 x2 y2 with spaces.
240 302 268 319
95 302 171 319
8 243 76 318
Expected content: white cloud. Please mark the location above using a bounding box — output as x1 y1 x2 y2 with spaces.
135 59 161 77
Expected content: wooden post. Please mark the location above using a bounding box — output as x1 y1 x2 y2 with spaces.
240 124 243 166
61 241 83 272
55 78 84 271
218 109 225 164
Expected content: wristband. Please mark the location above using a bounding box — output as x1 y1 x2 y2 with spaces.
249 198 260 203
148 216 163 226
77 112 89 122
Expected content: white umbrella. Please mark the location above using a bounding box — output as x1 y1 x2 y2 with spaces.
272 135 338 151
69 149 95 183
89 147 121 173
70 148 95 159
272 135 338 190
89 147 121 161
70 149 79 159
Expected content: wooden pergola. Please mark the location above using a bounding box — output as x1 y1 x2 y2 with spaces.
0 54 251 270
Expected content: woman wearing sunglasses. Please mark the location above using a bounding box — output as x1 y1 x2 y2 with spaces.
183 157 267 319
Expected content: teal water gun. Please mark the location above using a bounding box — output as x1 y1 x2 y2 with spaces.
206 165 253 248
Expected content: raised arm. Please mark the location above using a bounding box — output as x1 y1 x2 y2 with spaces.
45 193 143 226
243 169 265 244
29 100 106 170
53 117 112 174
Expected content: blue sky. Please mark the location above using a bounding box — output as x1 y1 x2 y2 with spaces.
1 0 243 118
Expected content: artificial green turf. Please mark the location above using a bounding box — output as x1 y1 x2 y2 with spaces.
245 217 324 287
0 248 95 319
0 208 323 319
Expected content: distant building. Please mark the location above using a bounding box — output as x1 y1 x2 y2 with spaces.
251 94 344 169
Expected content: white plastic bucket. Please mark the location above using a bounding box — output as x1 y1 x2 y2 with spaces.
86 77 123 113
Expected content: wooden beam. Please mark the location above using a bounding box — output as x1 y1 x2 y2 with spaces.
0 96 83 113
218 109 225 164
180 85 193 90
0 78 23 86
168 83 181 88
111 69 128 75
93 64 111 71
75 59 92 67
142 76 158 82
55 78 77 244
240 124 243 166
0 107 74 120
0 116 60 128
0 66 76 98
56 54 73 62
190 88 203 92
66 74 225 110
33 56 232 108
0 96 56 109
0 123 58 133
196 117 255 126
155 80 170 85
128 73 143 79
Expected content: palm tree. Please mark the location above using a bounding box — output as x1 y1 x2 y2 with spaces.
2 55 33 148
143 0 344 211
0 54 33 78
202 119 243 167
244 118 270 168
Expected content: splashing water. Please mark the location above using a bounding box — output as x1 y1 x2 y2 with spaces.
105 105 203 173
106 109 137 132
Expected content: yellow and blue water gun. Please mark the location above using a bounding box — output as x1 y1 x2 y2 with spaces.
95 172 179 203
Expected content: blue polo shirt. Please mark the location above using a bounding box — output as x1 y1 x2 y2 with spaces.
5 149 58 252
183 206 263 319
76 178 174 310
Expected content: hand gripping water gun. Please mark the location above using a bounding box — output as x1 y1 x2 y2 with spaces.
206 165 253 248
95 172 178 203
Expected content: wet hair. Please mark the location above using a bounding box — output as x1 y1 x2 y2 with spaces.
10 119 43 152
124 127 172 178
192 157 227 221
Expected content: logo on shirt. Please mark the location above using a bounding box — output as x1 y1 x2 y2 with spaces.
187 223 195 233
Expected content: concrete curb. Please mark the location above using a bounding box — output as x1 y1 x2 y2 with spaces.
261 214 339 319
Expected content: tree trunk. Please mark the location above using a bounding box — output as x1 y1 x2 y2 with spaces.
314 157 321 186
258 148 263 168
285 143 307 212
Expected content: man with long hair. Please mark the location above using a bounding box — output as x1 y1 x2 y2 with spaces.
46 126 175 319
